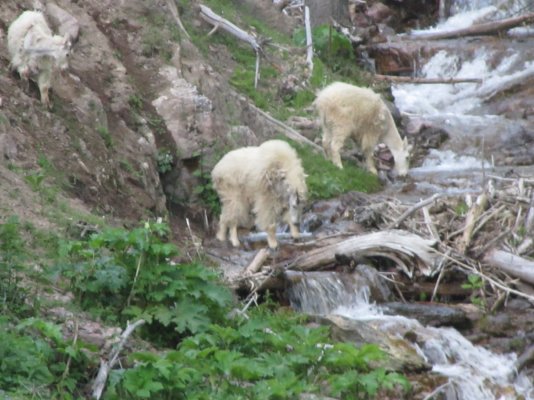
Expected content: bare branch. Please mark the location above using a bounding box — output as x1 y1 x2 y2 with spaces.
92 319 146 399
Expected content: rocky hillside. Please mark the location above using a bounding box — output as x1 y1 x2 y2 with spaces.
0 0 307 243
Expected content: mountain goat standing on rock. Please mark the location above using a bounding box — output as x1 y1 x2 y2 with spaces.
314 81 411 177
211 140 308 249
8 10 71 109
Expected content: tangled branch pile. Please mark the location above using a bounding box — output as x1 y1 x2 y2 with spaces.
231 174 534 309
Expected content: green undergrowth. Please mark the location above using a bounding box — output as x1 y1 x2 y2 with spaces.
105 305 409 399
181 0 369 120
284 139 383 200
1 218 409 399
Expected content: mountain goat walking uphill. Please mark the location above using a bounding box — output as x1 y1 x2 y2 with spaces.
314 81 411 177
211 140 308 249
8 10 71 109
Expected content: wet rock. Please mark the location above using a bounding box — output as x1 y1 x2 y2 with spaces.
406 123 451 167
323 314 431 372
152 66 217 157
495 128 534 166
383 302 470 328
46 3 80 43
366 2 394 25
355 264 393 302
226 125 258 148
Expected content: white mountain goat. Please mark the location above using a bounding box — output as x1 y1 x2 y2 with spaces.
314 81 411 177
7 10 71 109
211 140 308 249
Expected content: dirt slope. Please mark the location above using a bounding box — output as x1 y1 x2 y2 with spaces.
0 0 295 239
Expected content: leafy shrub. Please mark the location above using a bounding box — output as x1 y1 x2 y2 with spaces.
54 222 233 344
0 216 31 316
105 307 410 399
0 317 90 398
192 166 221 215
156 150 174 174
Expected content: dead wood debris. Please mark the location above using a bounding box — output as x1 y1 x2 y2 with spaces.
231 175 534 307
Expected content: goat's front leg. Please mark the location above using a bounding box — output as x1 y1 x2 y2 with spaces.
229 225 240 247
265 224 278 249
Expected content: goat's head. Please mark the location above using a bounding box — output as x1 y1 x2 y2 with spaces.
391 137 412 178
265 168 307 225
52 35 71 72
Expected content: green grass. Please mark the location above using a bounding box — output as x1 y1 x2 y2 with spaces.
286 139 383 200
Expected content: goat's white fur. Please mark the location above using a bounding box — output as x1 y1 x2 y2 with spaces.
314 81 411 176
8 10 71 108
211 140 307 249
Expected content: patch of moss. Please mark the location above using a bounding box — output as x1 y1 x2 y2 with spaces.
283 139 382 200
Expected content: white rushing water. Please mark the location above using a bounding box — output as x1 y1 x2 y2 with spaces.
288 272 534 400
392 0 534 175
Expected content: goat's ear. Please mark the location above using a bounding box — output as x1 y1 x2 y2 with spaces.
62 37 72 50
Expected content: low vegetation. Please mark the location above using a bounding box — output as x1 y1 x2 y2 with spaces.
0 1 401 398
1 218 409 399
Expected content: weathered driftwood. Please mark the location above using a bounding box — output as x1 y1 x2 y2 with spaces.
248 103 324 152
199 5 262 87
458 192 488 253
483 249 534 286
286 230 441 278
408 12 534 40
515 344 534 373
199 5 261 52
401 280 473 298
388 193 443 229
374 74 482 84
244 248 269 275
166 0 190 39
304 6 313 74
92 319 145 400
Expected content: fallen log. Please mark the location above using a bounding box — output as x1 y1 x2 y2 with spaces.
199 5 261 52
92 319 145 399
374 75 482 84
407 12 534 40
199 5 262 87
286 230 441 278
304 6 313 74
244 248 269 275
248 103 324 152
483 249 534 286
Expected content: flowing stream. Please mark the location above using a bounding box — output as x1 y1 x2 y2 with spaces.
285 4 534 397
288 272 534 399
391 0 534 194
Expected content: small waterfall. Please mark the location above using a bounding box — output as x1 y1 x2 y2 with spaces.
393 0 534 177
288 272 534 400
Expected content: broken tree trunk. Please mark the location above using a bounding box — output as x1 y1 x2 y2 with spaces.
286 230 440 278
374 75 482 84
304 6 314 74
248 103 324 152
199 5 262 87
483 249 534 286
408 12 534 40
92 319 145 399
458 192 488 254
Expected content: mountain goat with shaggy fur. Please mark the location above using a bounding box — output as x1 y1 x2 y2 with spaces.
8 10 71 109
212 140 308 249
314 81 411 177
